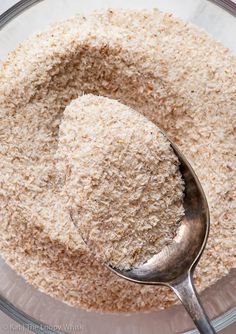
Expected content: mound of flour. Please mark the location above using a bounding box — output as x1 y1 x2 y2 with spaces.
57 94 184 270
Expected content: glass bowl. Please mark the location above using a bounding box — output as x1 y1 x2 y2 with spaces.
0 1 235 333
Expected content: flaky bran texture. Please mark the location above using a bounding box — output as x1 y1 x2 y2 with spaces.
0 9 235 312
57 95 184 270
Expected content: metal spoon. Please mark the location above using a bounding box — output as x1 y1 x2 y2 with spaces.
72 130 216 333
106 140 216 334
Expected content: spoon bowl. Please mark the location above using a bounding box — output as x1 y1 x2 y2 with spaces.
108 141 209 284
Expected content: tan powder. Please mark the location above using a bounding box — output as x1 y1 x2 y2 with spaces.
57 94 184 270
0 9 235 312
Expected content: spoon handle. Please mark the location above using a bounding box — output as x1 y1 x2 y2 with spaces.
171 272 216 334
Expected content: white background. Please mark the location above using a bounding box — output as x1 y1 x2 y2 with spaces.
0 1 235 333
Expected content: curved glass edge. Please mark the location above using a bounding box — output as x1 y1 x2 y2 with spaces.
0 0 235 333
186 307 236 333
209 0 236 16
0 0 43 29
0 295 63 334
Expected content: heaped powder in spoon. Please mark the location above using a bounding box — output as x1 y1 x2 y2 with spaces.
56 95 184 270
